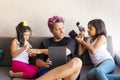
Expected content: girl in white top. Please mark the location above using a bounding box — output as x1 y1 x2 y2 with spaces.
9 21 38 79
76 19 115 80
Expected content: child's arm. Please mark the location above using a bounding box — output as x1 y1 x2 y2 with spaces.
78 44 86 56
76 35 106 54
28 49 48 55
77 32 86 55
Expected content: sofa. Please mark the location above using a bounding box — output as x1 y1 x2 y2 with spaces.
0 36 120 80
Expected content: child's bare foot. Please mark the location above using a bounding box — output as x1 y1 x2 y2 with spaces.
9 70 14 77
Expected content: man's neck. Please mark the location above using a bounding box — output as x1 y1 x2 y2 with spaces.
53 37 63 42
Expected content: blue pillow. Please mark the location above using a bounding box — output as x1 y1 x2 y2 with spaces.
0 49 3 59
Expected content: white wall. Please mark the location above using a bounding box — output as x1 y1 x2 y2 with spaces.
0 0 120 52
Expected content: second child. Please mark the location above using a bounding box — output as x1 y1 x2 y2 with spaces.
76 19 115 80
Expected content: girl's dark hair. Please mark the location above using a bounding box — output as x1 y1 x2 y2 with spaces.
88 19 107 39
16 21 32 47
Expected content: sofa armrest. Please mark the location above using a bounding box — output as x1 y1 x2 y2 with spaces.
106 36 115 58
115 51 120 67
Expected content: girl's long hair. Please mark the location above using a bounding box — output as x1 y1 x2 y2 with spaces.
88 19 107 39
16 21 31 47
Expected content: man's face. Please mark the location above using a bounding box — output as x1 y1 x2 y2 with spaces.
51 22 65 40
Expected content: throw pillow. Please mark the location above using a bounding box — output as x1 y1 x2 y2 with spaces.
0 49 3 59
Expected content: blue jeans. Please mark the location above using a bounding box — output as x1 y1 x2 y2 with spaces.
107 74 120 80
87 59 115 80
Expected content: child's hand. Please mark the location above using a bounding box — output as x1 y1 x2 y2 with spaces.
24 41 32 50
29 52 36 57
28 49 40 53
78 32 84 39
75 36 83 43
27 49 36 56
24 44 30 50
27 49 34 54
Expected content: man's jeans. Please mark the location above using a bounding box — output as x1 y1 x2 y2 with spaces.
87 59 115 80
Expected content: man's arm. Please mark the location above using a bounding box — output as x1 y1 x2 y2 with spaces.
66 48 71 56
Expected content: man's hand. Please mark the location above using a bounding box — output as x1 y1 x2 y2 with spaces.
43 58 52 68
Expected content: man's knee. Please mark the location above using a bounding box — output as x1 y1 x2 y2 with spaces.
72 57 82 65
70 57 82 68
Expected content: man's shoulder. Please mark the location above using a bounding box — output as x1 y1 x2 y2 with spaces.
41 37 53 45
40 38 53 48
42 37 53 42
64 37 70 39
64 37 71 40
64 37 75 41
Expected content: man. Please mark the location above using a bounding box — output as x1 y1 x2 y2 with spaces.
29 16 82 80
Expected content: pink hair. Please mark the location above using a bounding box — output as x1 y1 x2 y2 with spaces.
48 16 64 29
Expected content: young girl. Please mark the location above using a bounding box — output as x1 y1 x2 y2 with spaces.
75 19 115 80
9 21 38 79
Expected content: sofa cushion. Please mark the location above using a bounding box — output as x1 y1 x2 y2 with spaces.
78 50 93 65
80 65 93 80
0 67 11 80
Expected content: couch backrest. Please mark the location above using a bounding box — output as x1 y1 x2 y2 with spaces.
0 37 13 66
0 37 49 66
0 36 114 66
106 36 114 58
